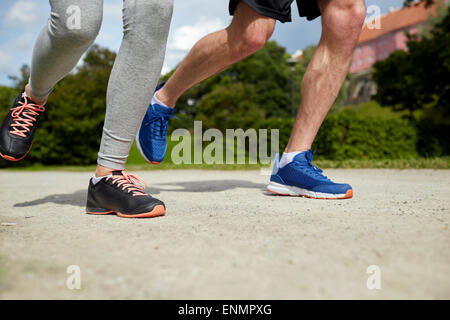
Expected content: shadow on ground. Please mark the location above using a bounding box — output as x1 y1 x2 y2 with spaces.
13 180 267 208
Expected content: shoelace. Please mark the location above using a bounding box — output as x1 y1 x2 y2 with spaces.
149 105 172 137
106 171 148 196
10 93 46 138
296 150 329 181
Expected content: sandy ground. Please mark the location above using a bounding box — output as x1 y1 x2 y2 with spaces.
0 169 449 299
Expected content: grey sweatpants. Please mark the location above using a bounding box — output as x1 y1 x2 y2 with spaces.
29 0 173 170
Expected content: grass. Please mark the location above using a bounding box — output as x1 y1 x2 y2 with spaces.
313 157 450 169
2 155 449 172
3 158 448 172
2 138 449 171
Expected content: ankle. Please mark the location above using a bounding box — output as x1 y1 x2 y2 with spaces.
284 147 310 154
25 84 47 105
95 165 116 177
155 89 176 108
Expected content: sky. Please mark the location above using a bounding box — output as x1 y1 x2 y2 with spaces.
0 0 406 86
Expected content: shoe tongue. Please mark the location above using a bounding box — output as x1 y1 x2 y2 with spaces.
111 170 123 176
153 103 174 115
293 150 312 163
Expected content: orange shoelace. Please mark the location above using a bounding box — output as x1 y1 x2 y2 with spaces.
10 93 45 138
106 171 148 196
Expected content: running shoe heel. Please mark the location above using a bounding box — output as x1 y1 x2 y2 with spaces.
85 207 112 214
85 196 110 214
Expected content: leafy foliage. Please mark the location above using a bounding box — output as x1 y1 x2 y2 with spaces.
373 6 450 116
169 41 300 122
259 110 418 160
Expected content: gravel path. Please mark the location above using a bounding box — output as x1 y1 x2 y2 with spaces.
0 169 449 299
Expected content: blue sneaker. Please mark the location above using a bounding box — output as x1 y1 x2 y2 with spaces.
267 150 353 199
136 83 174 164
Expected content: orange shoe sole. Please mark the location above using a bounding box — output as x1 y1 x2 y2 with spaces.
0 144 32 162
268 189 353 200
86 204 166 218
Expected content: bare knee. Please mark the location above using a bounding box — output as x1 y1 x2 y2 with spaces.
321 0 366 46
228 18 275 61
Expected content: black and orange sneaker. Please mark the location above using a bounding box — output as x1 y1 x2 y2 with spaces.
0 90 46 161
86 171 166 218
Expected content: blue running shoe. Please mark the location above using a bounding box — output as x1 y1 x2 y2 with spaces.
136 83 174 164
267 150 353 199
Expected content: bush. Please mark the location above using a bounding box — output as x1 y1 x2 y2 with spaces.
416 118 450 157
258 110 418 160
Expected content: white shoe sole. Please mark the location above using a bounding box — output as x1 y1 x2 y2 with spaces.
135 126 152 163
267 181 353 199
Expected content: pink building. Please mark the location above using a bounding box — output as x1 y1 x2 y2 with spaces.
350 2 438 74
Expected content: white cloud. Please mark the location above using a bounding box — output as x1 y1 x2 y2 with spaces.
3 0 42 29
161 51 187 74
12 32 34 51
169 17 225 51
161 65 172 75
0 50 12 73
0 32 35 75
103 1 123 21
161 17 226 74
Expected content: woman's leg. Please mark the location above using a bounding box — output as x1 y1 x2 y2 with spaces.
96 0 173 172
0 0 103 161
28 0 103 103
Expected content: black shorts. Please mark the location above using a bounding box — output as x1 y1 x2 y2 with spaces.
229 0 321 23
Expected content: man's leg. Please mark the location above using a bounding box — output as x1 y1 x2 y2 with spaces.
135 2 276 164
156 2 275 107
268 0 366 199
285 0 366 152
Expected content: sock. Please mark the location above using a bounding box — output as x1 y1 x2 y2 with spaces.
91 174 110 185
24 87 47 105
152 93 173 109
279 151 302 168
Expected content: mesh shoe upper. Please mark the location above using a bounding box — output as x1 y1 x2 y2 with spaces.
271 150 352 194
137 83 174 163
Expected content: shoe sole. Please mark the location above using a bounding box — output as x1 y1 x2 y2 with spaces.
86 204 166 218
135 127 161 165
267 181 353 199
0 143 32 162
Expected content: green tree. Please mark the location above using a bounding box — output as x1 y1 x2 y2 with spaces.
372 6 450 117
196 82 264 131
0 86 17 120
170 41 300 126
8 64 30 90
